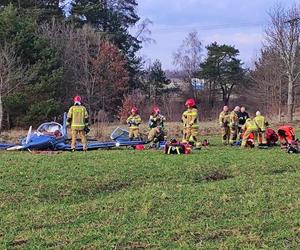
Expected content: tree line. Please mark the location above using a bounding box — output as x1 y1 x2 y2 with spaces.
0 1 299 131
173 4 300 122
0 0 171 130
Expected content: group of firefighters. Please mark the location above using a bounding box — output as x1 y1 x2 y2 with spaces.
67 96 296 151
219 105 267 147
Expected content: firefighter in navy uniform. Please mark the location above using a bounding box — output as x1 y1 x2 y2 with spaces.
67 96 89 152
238 106 249 133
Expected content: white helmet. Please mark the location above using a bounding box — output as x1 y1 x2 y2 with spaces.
256 111 261 116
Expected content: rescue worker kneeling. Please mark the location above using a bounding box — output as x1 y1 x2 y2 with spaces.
241 118 258 148
182 98 201 149
67 95 89 152
148 106 166 148
278 125 295 148
127 107 142 140
254 111 267 145
219 106 231 145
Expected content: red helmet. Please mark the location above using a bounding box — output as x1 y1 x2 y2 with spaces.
74 95 81 103
185 98 196 107
131 107 138 113
152 106 160 114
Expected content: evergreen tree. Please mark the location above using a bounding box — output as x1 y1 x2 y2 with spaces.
143 60 170 102
200 42 246 105
0 0 64 21
0 5 63 126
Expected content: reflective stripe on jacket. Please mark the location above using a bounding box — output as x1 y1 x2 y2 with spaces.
254 115 266 131
219 111 230 126
127 115 142 129
242 119 258 132
230 111 239 126
182 108 199 128
67 105 88 130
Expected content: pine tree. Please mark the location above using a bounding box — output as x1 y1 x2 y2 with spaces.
0 0 64 21
200 42 245 105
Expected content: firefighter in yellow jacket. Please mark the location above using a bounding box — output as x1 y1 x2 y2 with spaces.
219 106 231 145
67 96 89 152
182 98 201 148
148 106 166 147
254 111 267 145
127 107 142 140
229 106 240 144
241 118 258 148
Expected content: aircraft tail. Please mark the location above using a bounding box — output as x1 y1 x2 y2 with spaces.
63 112 67 138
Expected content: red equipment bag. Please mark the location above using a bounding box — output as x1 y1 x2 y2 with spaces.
165 140 191 155
266 128 278 146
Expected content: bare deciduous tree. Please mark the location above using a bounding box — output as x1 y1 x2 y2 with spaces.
173 31 203 98
0 44 25 132
265 4 300 121
250 48 286 120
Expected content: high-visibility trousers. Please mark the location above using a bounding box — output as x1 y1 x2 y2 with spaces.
71 129 87 150
222 126 230 144
258 131 267 144
230 125 238 144
242 130 258 148
183 127 199 142
129 128 140 139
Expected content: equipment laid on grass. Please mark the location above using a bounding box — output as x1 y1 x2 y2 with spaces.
286 140 300 154
164 138 192 155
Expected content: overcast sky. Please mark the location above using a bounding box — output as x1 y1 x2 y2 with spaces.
136 0 296 70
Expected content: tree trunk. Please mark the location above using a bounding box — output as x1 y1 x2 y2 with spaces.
287 75 294 122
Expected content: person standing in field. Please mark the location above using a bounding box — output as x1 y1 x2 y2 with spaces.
127 107 142 140
67 96 89 152
219 105 231 145
238 106 249 133
182 98 201 149
254 111 267 145
229 106 240 145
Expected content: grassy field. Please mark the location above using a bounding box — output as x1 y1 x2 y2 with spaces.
0 136 299 249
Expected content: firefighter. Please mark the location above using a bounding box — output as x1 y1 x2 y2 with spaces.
127 107 142 140
182 98 201 148
148 107 166 148
67 96 89 152
219 105 231 145
241 118 258 148
238 106 249 133
278 125 295 148
229 106 240 144
254 111 267 145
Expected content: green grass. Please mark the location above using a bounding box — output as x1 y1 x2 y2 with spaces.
0 136 299 249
